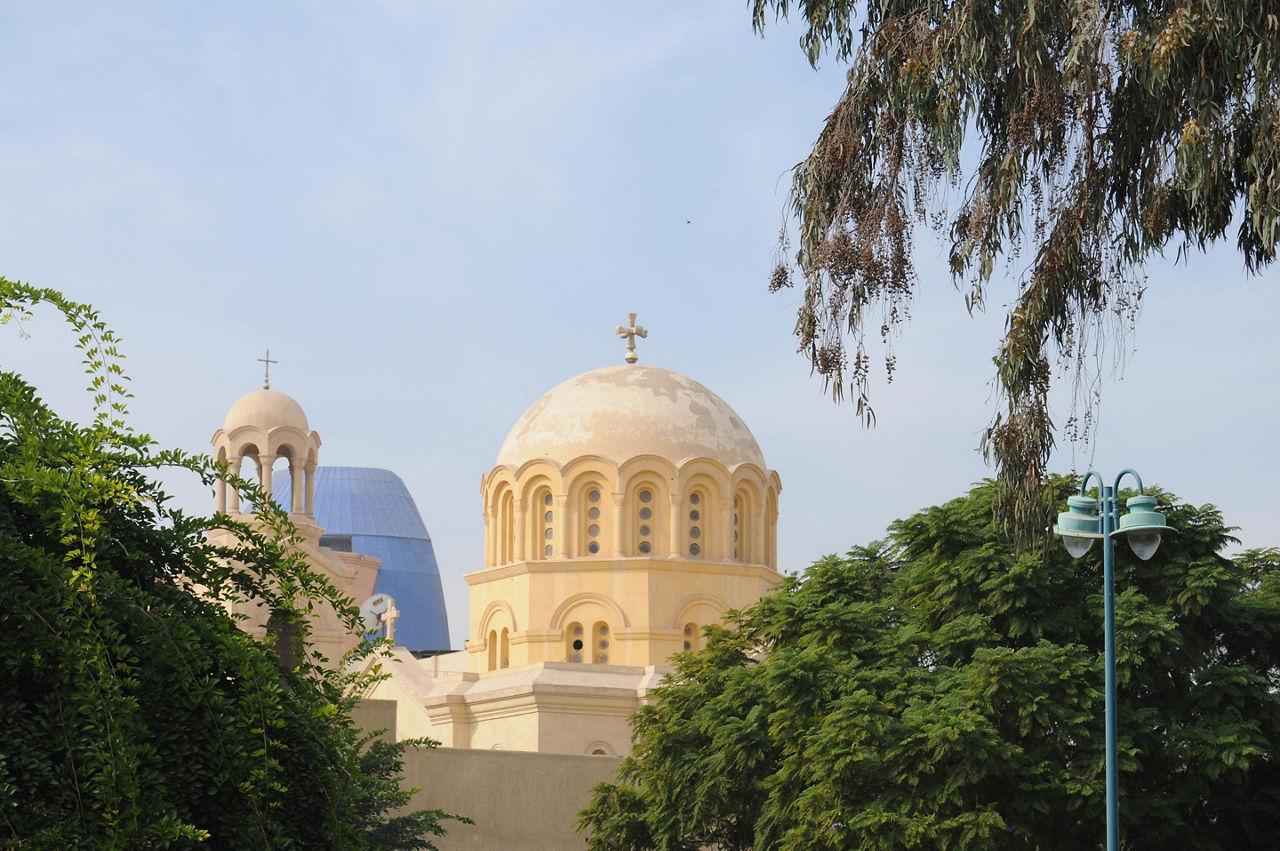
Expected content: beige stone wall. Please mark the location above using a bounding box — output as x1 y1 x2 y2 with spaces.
363 658 657 754
207 523 381 667
350 697 398 741
401 747 621 851
355 698 622 849
466 555 780 671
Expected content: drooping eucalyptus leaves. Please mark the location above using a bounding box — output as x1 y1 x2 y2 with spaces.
754 0 1279 542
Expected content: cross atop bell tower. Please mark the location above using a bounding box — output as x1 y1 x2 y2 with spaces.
257 348 277 389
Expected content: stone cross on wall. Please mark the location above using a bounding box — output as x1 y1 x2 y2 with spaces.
257 348 277 389
615 313 647 364
380 600 400 642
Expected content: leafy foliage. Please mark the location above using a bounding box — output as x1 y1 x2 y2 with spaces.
753 0 1280 541
0 280 463 848
580 480 1280 849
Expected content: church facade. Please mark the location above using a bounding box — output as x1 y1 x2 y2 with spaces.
215 321 782 757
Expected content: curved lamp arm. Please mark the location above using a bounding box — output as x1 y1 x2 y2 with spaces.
1078 469 1106 501
1113 468 1144 495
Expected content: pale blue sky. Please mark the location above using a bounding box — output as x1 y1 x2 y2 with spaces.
3 2 1276 648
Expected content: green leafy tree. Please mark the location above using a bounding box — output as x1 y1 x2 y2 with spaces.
752 0 1280 540
579 480 1280 849
0 280 464 848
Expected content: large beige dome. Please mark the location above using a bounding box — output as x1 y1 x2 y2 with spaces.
223 388 310 433
497 365 765 468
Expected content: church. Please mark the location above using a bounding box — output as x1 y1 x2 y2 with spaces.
211 316 782 759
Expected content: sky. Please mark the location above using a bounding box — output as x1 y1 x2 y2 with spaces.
2 2 1276 650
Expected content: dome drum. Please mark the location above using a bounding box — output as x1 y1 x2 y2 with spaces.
483 459 779 568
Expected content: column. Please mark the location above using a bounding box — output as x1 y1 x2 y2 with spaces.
717 496 732 561
753 496 766 565
513 498 526 561
259 454 275 501
767 493 778 568
304 462 317 515
668 491 682 559
611 492 626 557
483 502 494 567
228 456 242 513
554 493 569 559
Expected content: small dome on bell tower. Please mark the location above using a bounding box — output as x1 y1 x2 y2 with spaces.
211 350 321 517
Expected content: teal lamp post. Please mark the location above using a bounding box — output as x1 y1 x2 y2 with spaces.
1053 470 1174 851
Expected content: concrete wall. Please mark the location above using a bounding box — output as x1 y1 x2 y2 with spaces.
354 698 622 850
401 747 621 851
350 697 398 742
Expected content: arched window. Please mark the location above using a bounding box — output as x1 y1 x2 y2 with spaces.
487 629 498 671
580 483 605 556
497 488 515 565
532 486 553 560
733 489 753 562
632 483 660 556
499 627 510 669
592 621 610 664
272 445 301 513
687 486 710 558
683 622 700 652
566 622 585 663
235 445 261 511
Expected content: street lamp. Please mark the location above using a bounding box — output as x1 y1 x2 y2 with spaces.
1053 469 1174 851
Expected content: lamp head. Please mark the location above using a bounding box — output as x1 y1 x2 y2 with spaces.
1054 494 1101 559
1114 494 1174 560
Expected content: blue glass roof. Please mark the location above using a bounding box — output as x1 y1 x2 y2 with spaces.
276 466 451 652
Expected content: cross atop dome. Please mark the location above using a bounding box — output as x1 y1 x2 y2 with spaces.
615 312 647 364
257 348 277 389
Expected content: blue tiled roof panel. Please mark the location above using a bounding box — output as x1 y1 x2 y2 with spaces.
275 466 451 652
313 467 431 539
